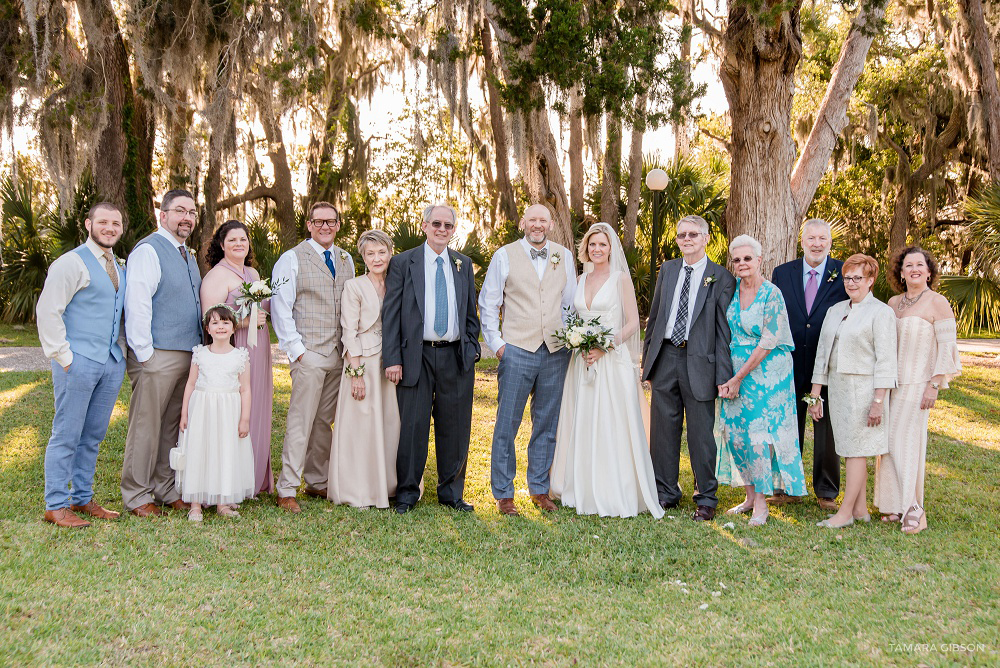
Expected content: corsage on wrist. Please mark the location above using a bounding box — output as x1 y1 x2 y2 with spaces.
801 393 823 407
345 363 366 378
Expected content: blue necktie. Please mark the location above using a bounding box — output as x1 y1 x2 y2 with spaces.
434 256 448 337
323 250 337 279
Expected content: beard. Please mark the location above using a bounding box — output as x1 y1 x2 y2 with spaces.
90 229 116 249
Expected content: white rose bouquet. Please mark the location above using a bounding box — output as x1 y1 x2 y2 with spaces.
554 311 614 356
236 277 287 348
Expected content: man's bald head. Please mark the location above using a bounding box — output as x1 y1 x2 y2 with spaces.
520 204 554 247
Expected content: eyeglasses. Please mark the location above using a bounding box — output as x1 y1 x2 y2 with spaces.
676 232 704 240
169 207 198 218
843 275 867 284
731 255 755 264
310 218 340 229
429 220 456 230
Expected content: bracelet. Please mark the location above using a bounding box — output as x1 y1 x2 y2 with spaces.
930 381 940 390
801 394 823 407
345 363 366 378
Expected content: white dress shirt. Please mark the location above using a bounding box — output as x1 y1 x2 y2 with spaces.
37 238 123 367
125 226 189 363
663 254 708 341
803 255 829 290
478 238 577 352
270 238 351 362
422 242 460 342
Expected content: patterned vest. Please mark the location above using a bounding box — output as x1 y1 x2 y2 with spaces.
500 242 569 353
291 241 349 356
134 232 203 351
62 246 126 364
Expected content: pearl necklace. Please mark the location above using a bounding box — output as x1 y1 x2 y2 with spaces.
897 288 929 311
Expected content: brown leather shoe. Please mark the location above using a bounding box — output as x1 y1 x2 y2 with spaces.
166 499 191 511
692 505 716 522
70 500 120 520
277 496 302 513
817 497 839 511
496 498 519 516
43 508 91 528
530 494 557 513
766 492 801 506
303 487 328 499
130 503 165 517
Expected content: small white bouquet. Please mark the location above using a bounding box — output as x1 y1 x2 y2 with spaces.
236 277 286 348
554 311 615 355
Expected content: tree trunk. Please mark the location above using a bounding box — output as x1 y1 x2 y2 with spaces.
673 0 693 162
481 20 518 226
569 85 586 221
623 96 647 249
600 115 622 228
249 87 297 245
77 0 155 237
200 132 223 271
720 3 803 273
790 0 888 220
165 86 193 190
959 0 1000 181
522 103 575 247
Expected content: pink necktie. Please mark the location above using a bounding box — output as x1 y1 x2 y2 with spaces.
805 270 818 314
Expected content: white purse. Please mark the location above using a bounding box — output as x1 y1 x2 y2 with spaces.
169 446 185 472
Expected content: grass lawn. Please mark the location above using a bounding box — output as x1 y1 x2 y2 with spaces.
1 358 998 666
0 322 39 347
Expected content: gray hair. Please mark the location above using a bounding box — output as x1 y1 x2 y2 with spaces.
677 215 709 235
729 234 762 258
422 203 457 225
801 218 831 234
357 229 393 255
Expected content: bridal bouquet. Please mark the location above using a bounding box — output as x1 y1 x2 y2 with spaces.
236 277 286 348
554 311 615 354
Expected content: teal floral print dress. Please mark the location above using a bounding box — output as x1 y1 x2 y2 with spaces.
716 280 807 496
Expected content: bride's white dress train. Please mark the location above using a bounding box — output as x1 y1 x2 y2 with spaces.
550 271 664 519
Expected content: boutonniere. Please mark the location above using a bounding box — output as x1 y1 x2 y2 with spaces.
703 275 717 287
340 250 351 262
453 257 463 271
827 269 839 283
550 252 561 265
115 257 126 268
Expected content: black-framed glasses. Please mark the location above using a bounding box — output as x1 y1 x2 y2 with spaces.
169 207 198 218
310 218 340 229
429 220 455 230
843 275 867 284
676 232 704 240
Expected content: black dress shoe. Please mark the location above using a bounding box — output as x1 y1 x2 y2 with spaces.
660 500 679 510
440 499 475 512
692 505 716 522
395 502 413 514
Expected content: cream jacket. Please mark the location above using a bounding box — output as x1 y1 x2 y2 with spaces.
340 276 384 358
812 292 898 388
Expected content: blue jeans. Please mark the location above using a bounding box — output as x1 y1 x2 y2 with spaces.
490 344 570 499
44 355 126 510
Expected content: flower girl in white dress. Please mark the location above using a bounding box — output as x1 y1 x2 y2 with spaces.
173 304 256 522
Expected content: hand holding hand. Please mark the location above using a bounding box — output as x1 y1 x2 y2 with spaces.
720 376 741 399
351 376 366 401
385 365 402 384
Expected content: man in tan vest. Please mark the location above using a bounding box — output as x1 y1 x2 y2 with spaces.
270 202 355 512
479 204 577 516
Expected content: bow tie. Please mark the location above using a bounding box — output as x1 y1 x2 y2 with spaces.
530 247 548 260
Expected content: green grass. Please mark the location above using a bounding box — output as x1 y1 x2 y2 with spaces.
0 322 39 346
1 360 998 665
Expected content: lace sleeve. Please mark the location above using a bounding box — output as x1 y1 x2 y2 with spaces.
235 347 250 375
191 344 205 368
932 318 962 388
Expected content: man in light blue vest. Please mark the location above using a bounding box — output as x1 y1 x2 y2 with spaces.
36 202 127 528
122 189 203 517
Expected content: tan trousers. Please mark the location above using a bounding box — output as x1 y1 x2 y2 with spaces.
121 348 191 509
277 349 343 497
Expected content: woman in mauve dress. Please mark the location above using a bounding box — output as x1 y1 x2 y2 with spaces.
200 220 275 497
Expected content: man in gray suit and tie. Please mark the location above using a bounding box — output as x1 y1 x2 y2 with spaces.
642 215 736 521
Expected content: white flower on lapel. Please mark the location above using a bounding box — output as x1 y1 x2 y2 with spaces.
827 268 839 283
550 252 561 265
454 257 463 271
341 250 351 262
115 257 126 268
703 275 717 288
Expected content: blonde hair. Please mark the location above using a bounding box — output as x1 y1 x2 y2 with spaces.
357 229 393 255
577 224 614 264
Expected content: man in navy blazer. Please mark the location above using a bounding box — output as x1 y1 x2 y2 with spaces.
382 204 481 514
770 218 847 510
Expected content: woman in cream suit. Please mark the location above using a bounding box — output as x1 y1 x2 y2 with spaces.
328 230 400 508
807 254 897 529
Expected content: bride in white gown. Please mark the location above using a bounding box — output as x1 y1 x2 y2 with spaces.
550 223 664 519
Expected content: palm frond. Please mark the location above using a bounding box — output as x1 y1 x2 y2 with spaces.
938 274 1000 335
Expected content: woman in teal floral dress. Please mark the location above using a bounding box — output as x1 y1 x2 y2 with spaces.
716 235 807 526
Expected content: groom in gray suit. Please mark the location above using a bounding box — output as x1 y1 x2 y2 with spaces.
642 215 736 521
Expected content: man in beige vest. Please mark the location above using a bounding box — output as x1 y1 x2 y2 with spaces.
479 204 577 516
270 201 355 512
